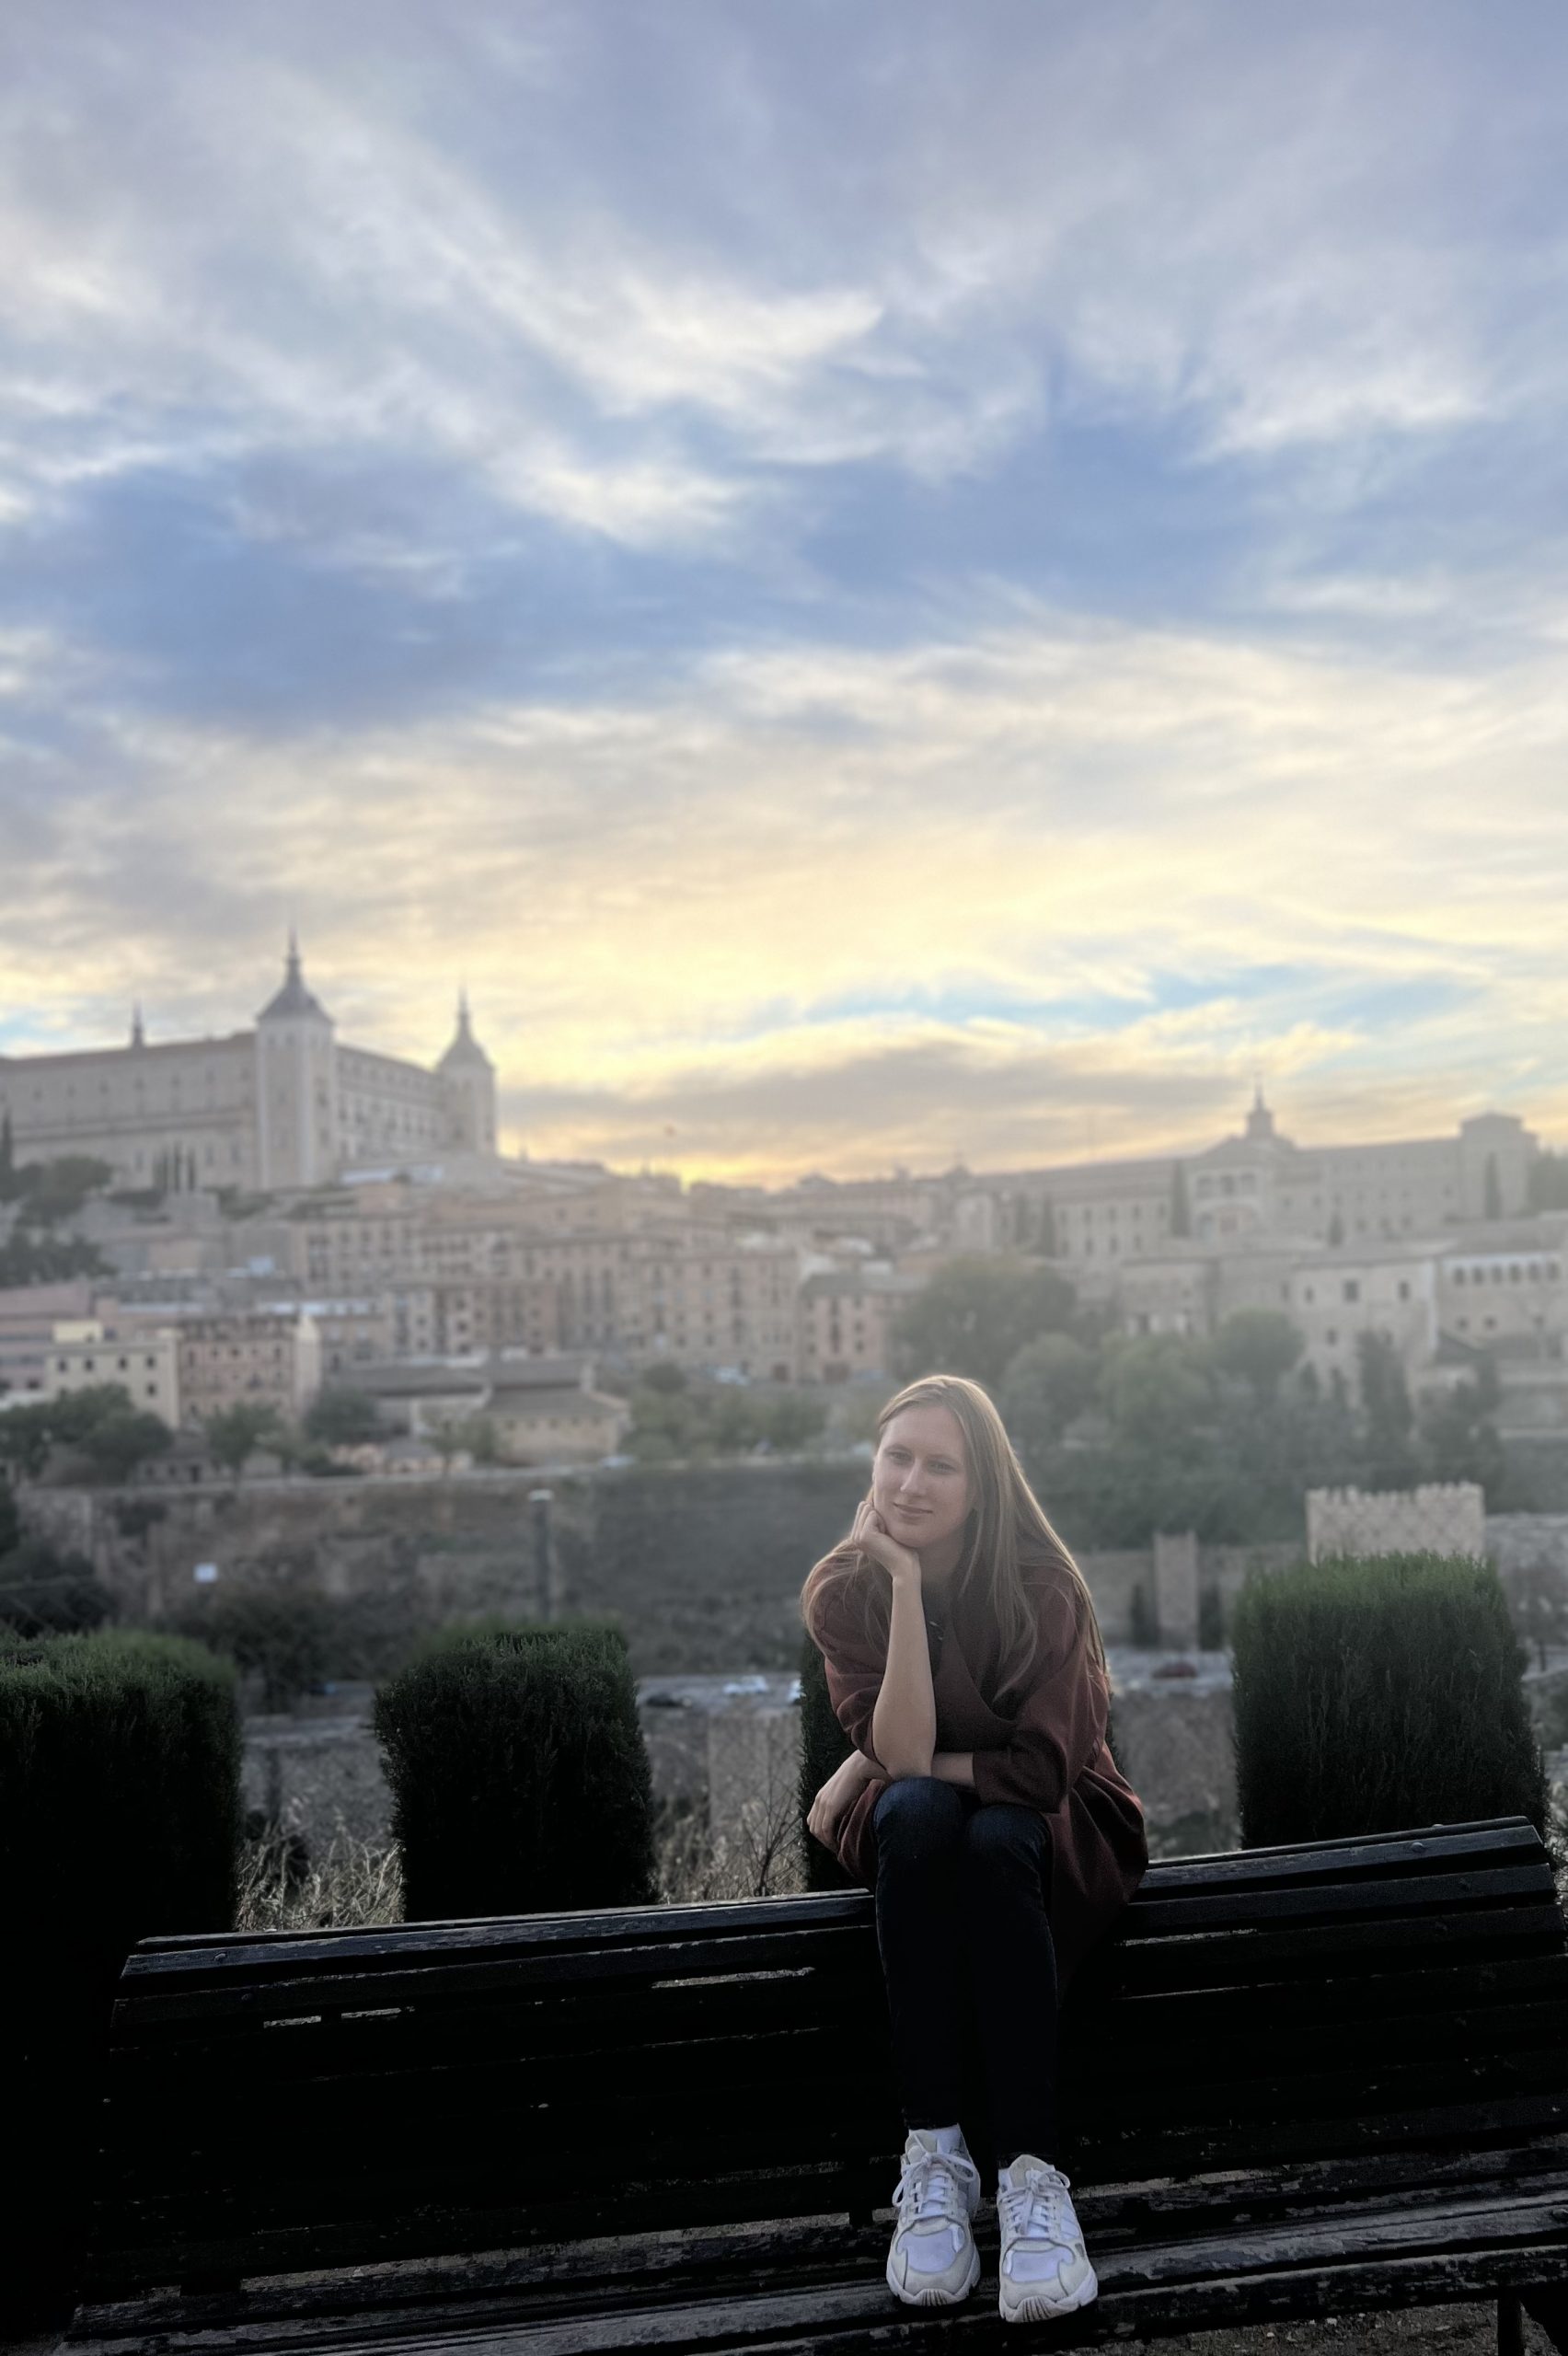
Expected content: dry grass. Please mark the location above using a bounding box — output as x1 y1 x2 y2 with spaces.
236 1812 403 1932
655 1786 807 1904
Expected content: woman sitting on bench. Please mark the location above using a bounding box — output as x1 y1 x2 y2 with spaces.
803 1371 1147 2324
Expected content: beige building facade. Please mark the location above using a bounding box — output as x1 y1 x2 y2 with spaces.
43 1320 181 1424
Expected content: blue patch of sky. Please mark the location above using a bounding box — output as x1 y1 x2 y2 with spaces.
794 409 1264 634
694 965 1333 1045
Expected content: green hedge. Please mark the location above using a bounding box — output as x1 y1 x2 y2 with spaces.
1232 1552 1549 1847
1 1629 241 2326
1 1627 241 1950
374 1619 655 1921
797 1637 855 1891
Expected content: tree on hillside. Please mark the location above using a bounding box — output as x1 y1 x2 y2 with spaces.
14 1155 114 1224
1100 1333 1216 1452
999 1333 1097 1465
303 1388 385 1447
1210 1309 1305 1402
206 1403 292 1481
891 1256 1077 1392
1355 1330 1421 1486
0 1383 169 1486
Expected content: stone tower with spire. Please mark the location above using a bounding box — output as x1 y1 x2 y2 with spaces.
254 931 340 1189
436 989 499 1156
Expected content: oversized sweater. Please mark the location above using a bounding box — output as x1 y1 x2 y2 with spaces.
813 1555 1147 1992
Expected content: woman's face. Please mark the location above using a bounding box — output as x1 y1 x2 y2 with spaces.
872 1403 972 1561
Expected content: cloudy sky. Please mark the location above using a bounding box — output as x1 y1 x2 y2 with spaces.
3 1 1567 1182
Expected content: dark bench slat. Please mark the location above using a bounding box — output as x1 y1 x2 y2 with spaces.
241 2192 1568 2356
116 1822 1547 1988
74 2145 1568 2356
1113 1864 1554 1935
88 2057 1568 2291
111 1931 884 2031
1095 1899 1566 1994
97 1950 1568 2137
1136 1821 1547 1893
109 1877 1562 2042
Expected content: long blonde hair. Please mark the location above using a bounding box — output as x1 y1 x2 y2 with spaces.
801 1372 1106 1700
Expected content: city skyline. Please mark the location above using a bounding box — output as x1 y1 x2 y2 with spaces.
4 5 1567 1182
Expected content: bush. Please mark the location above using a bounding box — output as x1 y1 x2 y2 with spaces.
1 1629 241 2323
172 1582 335 1711
797 1635 855 1891
1231 1552 1549 1848
1197 1582 1226 1650
1 1628 242 1951
374 1619 656 1920
0 1533 116 1636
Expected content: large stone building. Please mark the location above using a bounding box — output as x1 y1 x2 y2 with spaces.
0 938 499 1194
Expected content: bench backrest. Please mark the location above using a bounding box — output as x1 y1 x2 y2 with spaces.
86 1817 1566 2304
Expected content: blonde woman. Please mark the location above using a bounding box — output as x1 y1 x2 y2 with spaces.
802 1373 1146 2324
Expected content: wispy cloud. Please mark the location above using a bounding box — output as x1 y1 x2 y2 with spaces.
2 2 1567 1177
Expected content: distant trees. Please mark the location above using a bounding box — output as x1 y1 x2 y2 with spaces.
302 1389 385 1448
627 1376 829 1463
0 1384 171 1486
1209 1309 1304 1402
890 1255 1078 1391
204 1403 293 1481
997 1334 1097 1461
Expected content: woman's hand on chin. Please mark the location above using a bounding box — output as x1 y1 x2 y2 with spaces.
850 1496 921 1588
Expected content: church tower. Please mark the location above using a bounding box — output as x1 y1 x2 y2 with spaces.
254 932 340 1189
437 991 499 1156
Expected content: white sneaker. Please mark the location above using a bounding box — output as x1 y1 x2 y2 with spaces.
996 2154 1098 2322
885 2130 982 2307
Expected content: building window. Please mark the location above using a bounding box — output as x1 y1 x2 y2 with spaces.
1343 1280 1360 1303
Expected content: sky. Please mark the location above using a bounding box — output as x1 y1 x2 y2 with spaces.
3 0 1567 1184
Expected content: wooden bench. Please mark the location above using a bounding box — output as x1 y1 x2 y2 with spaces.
68 1814 1568 2356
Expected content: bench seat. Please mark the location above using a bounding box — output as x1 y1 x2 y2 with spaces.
67 1816 1568 2355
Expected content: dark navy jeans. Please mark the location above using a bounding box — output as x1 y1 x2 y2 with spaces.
871 1775 1059 2165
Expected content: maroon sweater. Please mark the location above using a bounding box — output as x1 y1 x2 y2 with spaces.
813 1556 1147 1992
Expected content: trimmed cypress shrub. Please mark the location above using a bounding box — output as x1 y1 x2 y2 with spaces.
375 1619 655 1920
1 1629 241 2324
1232 1552 1549 1848
1 1626 241 1955
797 1635 856 1891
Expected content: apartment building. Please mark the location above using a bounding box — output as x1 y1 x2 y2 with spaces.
42 1320 181 1424
799 1266 923 1382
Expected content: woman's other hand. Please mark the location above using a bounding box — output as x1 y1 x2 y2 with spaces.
850 1495 921 1588
807 1748 882 1851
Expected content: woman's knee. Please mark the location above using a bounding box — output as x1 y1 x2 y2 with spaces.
960 1803 1049 1879
872 1774 965 1855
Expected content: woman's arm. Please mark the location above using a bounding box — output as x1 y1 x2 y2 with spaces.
870 1567 938 1778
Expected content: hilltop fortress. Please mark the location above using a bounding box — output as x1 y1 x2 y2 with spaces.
0 937 499 1194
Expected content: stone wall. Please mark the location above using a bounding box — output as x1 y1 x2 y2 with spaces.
17 1466 1302 1669
1306 1483 1486 1562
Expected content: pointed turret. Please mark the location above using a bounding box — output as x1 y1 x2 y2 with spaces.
437 989 499 1155
438 988 492 1074
258 929 330 1025
131 1004 145 1049
1245 1078 1275 1144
